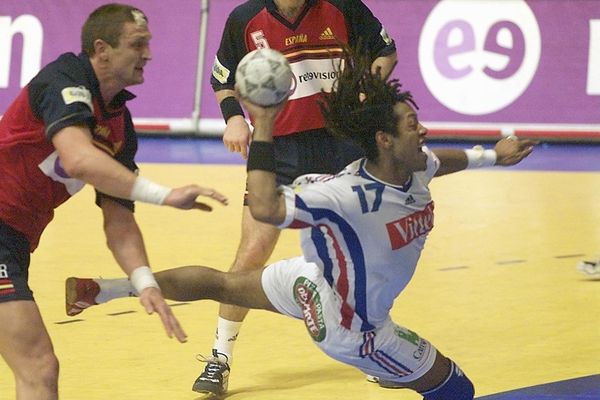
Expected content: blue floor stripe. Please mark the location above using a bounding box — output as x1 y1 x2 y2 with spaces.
136 137 600 172
477 375 600 400
137 137 245 165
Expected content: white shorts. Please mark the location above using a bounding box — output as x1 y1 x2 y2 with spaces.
262 256 437 383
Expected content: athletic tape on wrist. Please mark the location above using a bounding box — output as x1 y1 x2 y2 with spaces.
220 96 244 123
247 141 276 172
130 266 160 293
465 146 497 169
130 176 171 205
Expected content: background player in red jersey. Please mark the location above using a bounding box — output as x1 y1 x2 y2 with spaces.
199 0 397 394
0 4 227 399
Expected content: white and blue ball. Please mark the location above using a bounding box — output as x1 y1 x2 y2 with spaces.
235 48 293 106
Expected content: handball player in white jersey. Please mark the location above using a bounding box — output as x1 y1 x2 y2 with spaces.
67 46 535 398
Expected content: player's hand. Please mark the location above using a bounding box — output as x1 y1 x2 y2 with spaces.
164 185 228 211
495 136 539 166
138 287 187 343
223 115 252 159
238 96 286 143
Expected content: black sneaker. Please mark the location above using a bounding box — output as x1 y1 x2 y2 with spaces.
192 350 230 395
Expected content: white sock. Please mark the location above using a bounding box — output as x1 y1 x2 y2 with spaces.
213 317 243 365
95 278 137 304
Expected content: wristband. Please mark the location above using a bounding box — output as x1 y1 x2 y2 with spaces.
465 146 497 169
247 141 276 172
130 176 171 205
130 266 160 294
220 96 244 123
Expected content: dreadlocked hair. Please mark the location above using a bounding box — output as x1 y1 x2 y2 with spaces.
319 44 416 162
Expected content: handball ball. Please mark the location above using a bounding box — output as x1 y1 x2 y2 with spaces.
235 48 293 106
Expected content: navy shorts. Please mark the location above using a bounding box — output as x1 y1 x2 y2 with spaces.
244 129 365 204
272 129 365 185
0 221 33 302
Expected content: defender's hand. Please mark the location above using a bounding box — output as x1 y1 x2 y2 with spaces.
164 185 228 211
139 287 187 343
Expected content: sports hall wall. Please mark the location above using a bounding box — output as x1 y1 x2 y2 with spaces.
1 0 599 141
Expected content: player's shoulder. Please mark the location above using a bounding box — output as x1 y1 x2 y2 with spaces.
31 52 87 87
39 53 81 74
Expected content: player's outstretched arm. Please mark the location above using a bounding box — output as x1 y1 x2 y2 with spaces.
101 197 187 343
53 124 140 198
53 124 228 210
433 136 537 177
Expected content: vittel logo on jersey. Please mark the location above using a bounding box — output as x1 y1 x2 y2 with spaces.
419 0 541 115
386 202 434 250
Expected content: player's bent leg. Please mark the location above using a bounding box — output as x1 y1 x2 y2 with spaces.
418 359 474 400
194 207 280 395
378 349 474 399
218 212 280 319
335 318 474 400
230 206 281 274
154 266 275 310
377 351 451 391
0 300 59 400
186 265 276 394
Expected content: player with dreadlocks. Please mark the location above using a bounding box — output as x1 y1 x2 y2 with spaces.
64 45 536 398
320 44 418 160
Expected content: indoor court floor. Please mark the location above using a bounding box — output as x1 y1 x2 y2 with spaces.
0 138 598 399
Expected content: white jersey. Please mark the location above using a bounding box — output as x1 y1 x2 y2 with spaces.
278 147 440 332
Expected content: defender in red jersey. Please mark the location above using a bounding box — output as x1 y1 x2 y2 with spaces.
0 4 227 399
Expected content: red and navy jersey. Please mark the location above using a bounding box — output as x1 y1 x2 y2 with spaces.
0 52 138 251
211 0 396 137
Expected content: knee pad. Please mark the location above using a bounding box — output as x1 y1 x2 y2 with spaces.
420 361 474 400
